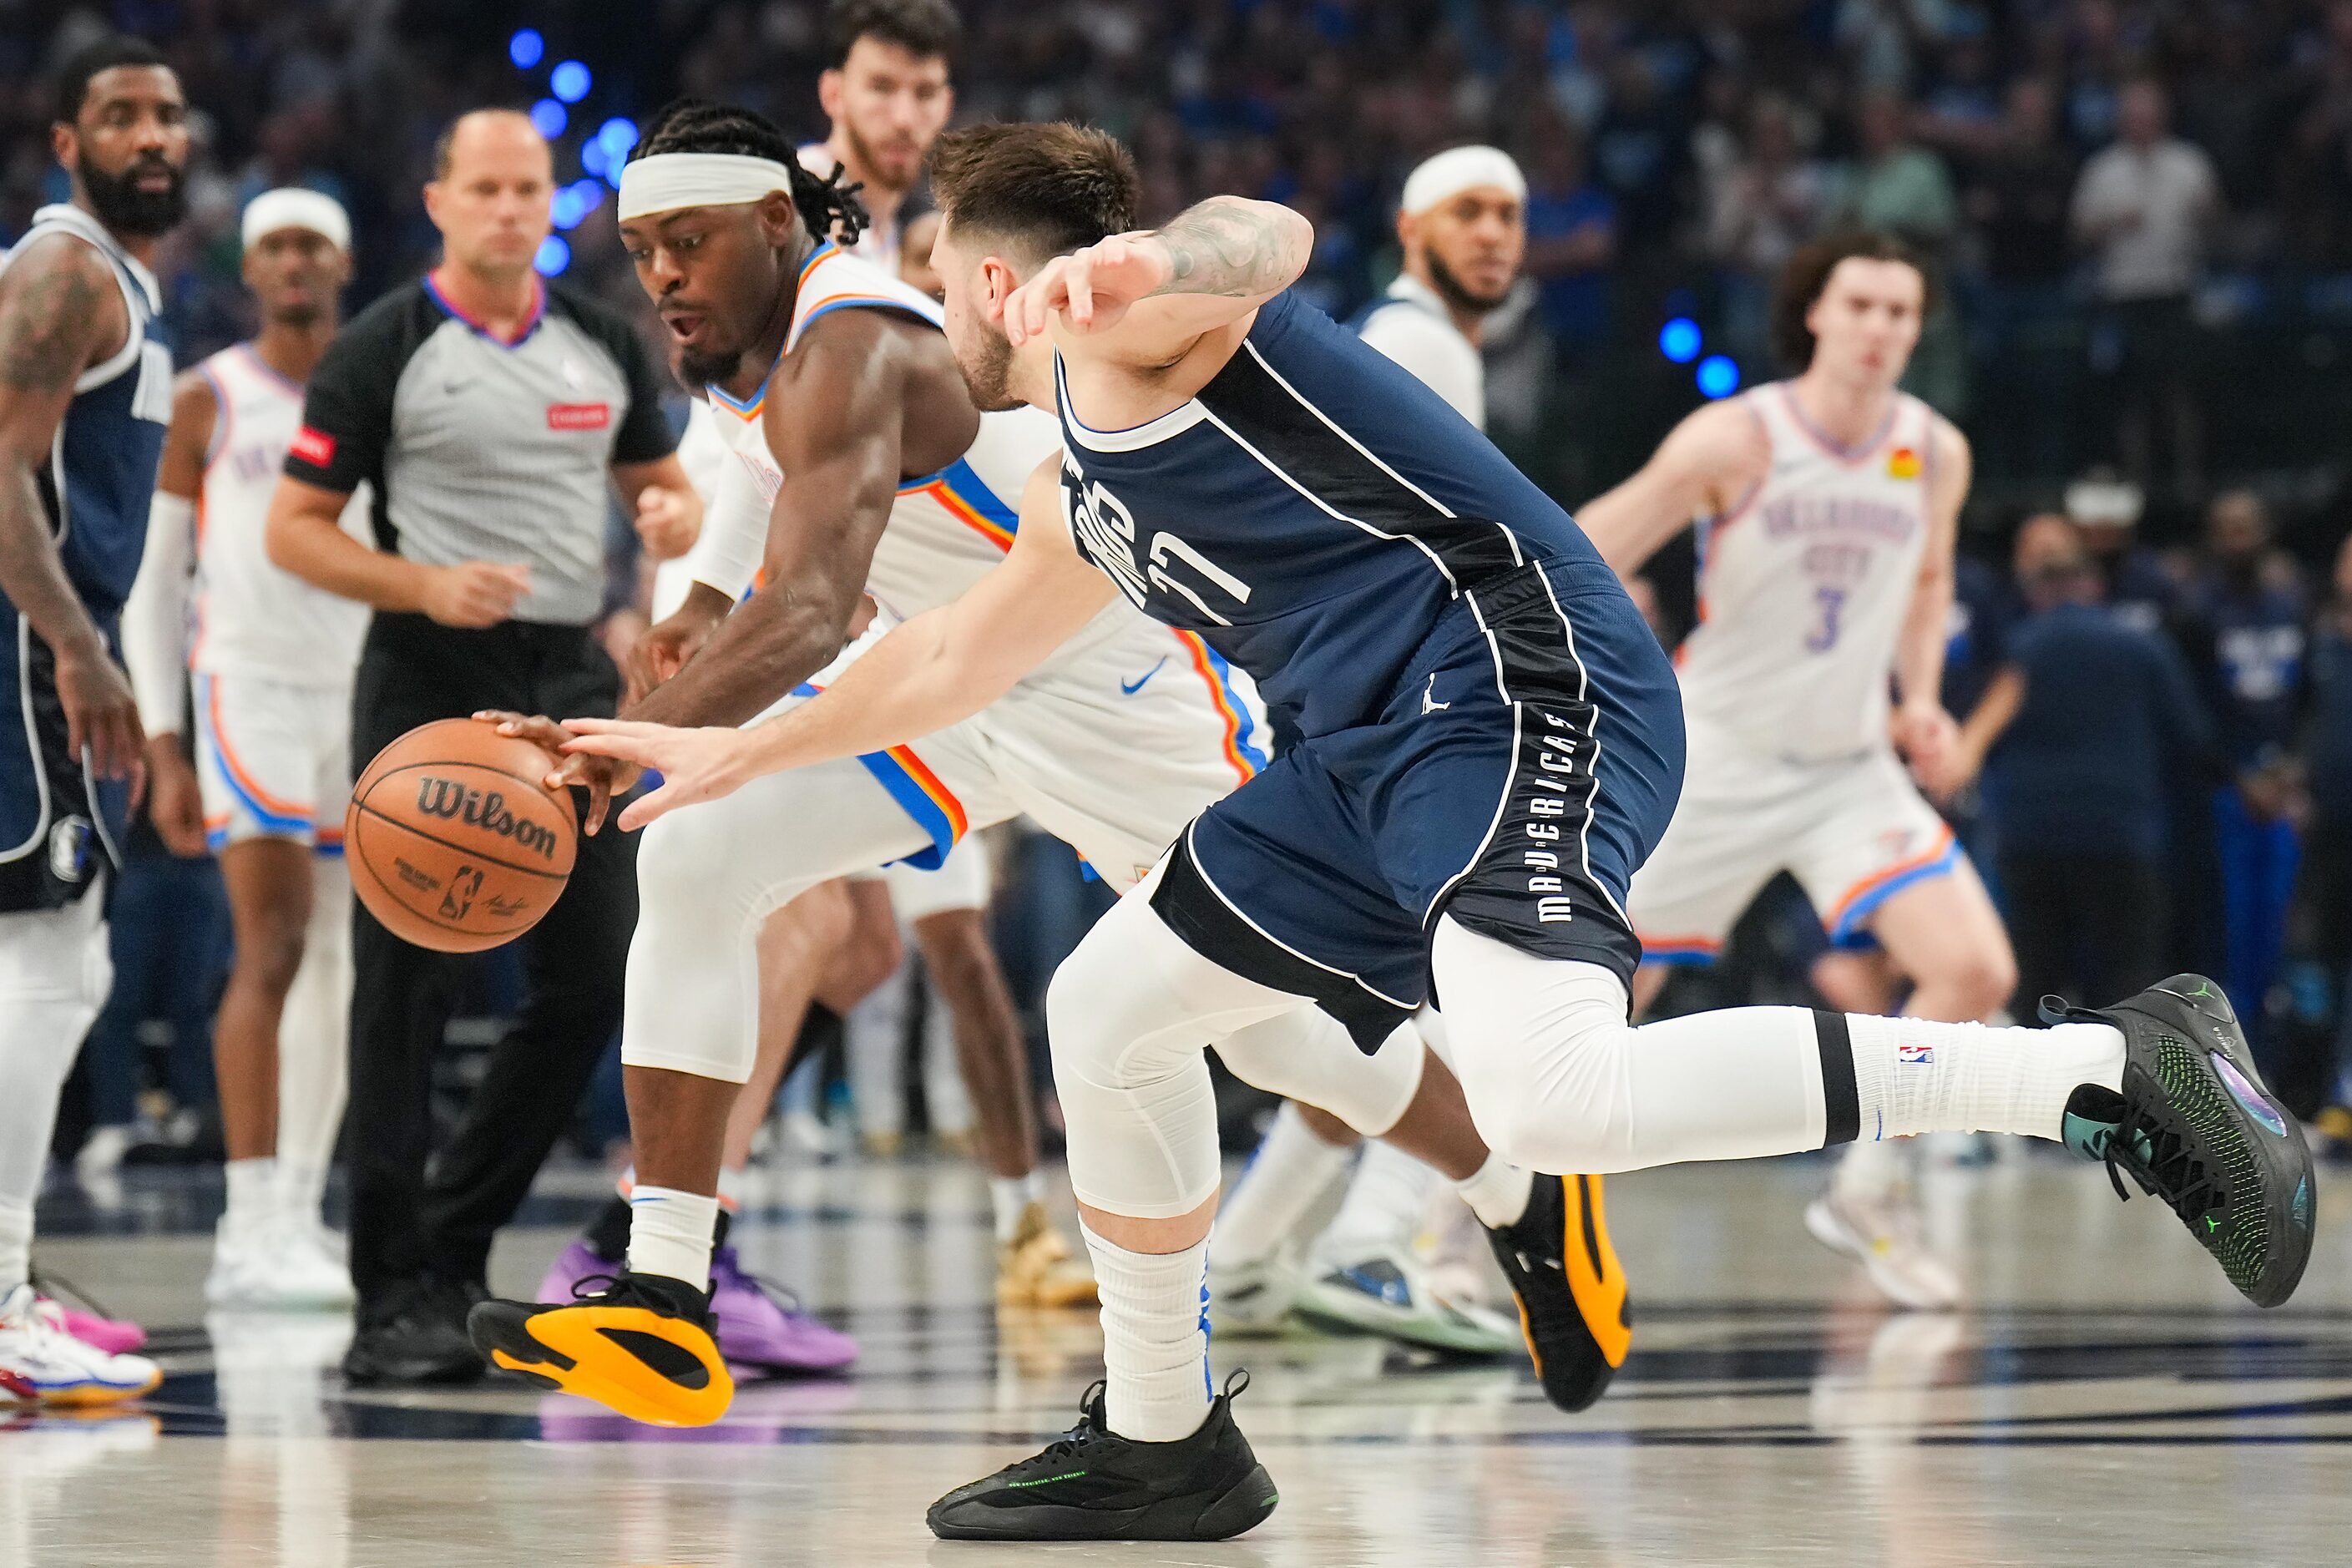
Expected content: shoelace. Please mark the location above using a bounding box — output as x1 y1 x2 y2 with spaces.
2099 1101 2225 1227
713 1255 812 1317
1004 1380 1111 1473
25 1267 124 1324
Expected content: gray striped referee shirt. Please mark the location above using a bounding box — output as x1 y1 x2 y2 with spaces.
282 272 674 625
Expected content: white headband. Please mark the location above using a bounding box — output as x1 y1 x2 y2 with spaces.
616 152 797 222
1400 145 1526 215
241 188 350 252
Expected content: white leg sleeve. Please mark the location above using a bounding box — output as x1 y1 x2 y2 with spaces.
921 969 975 1137
0 893 109 1290
1047 888 1305 1219
1211 1011 1426 1139
1435 915 1827 1174
620 756 934 1083
276 855 352 1217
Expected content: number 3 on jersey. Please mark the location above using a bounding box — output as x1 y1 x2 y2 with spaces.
1806 586 1846 653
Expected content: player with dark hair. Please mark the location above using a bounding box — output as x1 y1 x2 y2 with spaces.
562 124 2312 1540
0 34 187 1402
807 0 959 276
1578 230 2015 1310
466 99 1592 1434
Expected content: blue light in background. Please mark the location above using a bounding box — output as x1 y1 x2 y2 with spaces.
535 235 571 276
529 99 567 139
508 29 544 69
596 118 639 161
1658 316 1702 364
550 60 591 104
551 187 588 230
1696 355 1741 399
581 139 610 178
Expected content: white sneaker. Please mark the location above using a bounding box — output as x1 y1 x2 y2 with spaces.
1803 1188 1962 1311
271 1223 357 1309
0 1284 160 1406
1294 1239 1521 1356
1206 1252 1301 1337
205 1220 280 1308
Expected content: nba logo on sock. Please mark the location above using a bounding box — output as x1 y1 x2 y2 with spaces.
1898 1042 1935 1065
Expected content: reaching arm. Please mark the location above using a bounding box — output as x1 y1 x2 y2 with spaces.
0 233 144 779
559 455 1117 831
625 311 933 731
1574 397 1769 576
1891 421 1971 796
1005 196 1313 370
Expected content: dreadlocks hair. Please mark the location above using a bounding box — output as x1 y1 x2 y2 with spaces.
630 98 869 248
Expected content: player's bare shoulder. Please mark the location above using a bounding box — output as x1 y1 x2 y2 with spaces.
1667 392 1773 496
0 230 127 398
1923 406 1972 509
767 303 976 469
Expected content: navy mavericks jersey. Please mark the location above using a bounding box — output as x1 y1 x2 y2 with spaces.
1054 288 1612 738
0 205 171 906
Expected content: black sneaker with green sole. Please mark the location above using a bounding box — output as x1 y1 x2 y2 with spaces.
2043 974 2316 1308
927 1373 1276 1541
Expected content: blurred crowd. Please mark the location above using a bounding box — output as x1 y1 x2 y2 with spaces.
15 0 2352 1167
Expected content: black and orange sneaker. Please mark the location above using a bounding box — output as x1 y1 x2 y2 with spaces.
468 1270 732 1428
1485 1173 1631 1411
2044 974 2317 1309
927 1374 1276 1541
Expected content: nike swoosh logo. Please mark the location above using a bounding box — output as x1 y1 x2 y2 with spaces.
1120 657 1168 695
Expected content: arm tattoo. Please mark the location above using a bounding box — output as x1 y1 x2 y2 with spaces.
0 254 104 392
1146 198 1308 301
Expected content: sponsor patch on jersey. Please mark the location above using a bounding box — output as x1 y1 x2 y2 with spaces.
548 402 612 431
290 425 336 467
1886 446 1922 480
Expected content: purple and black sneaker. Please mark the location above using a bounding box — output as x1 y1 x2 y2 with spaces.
709 1246 856 1374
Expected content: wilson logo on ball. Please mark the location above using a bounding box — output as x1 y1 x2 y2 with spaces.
413 778 563 860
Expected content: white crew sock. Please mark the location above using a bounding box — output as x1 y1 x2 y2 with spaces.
1211 1104 1354 1269
1848 1017 2125 1143
990 1171 1044 1242
225 1157 277 1231
627 1185 721 1292
1081 1225 1212 1442
276 856 351 1227
1321 1141 1445 1254
1454 1153 1534 1230
0 1196 29 1297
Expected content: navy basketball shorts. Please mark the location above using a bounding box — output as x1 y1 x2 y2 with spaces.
0 609 125 913
1154 559 1686 1049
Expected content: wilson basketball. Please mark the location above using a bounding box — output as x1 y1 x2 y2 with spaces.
345 720 579 953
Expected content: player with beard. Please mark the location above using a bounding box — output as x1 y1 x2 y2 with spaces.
0 36 187 1403
1208 147 1626 1371
466 102 1605 1431
799 0 957 275
122 190 364 1310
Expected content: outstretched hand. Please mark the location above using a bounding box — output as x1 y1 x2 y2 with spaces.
472 711 640 836
558 716 755 832
1003 232 1171 346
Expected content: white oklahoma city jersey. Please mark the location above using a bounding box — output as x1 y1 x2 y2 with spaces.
1676 381 1936 763
1631 382 1957 960
192 342 372 681
693 243 1270 888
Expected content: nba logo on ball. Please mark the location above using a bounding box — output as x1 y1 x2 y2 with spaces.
1898 1042 1935 1065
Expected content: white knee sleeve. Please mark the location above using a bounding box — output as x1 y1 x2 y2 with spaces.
620 757 933 1084
1434 916 1824 1175
1047 889 1303 1220
1212 1012 1425 1139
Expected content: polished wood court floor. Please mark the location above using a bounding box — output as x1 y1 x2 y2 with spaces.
14 1148 2351 1565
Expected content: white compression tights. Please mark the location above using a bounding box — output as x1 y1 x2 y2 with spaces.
276 855 351 1220
1046 886 1429 1219
1051 900 2127 1221
620 754 934 1083
0 893 111 1291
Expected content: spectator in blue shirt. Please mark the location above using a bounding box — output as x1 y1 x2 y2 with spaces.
1520 124 1617 354
2190 490 2310 1034
1985 514 2219 1014
2298 534 2352 1129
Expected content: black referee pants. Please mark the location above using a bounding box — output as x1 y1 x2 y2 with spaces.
346 614 637 1311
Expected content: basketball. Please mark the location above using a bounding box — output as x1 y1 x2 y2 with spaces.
344 719 578 953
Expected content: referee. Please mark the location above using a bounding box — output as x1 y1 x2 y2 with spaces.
266 109 700 1385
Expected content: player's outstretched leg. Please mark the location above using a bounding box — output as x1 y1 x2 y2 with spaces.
1436 918 2316 1311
